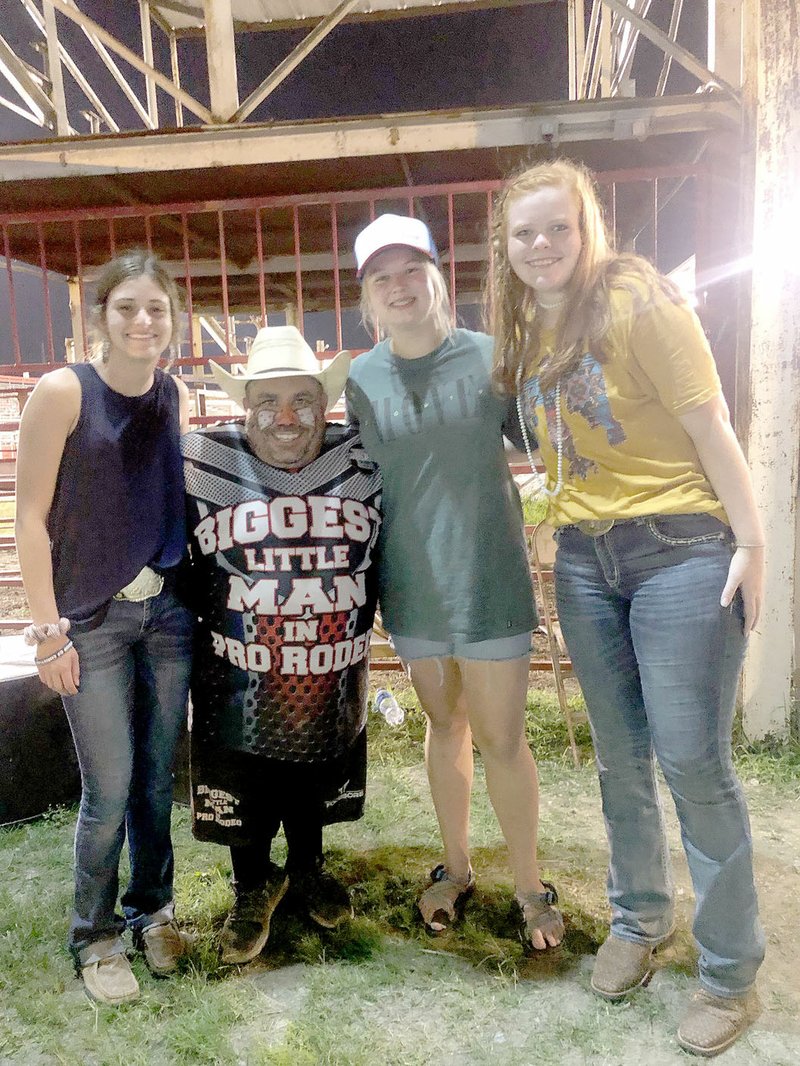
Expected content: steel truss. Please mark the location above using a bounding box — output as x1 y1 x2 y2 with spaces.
1 1 741 152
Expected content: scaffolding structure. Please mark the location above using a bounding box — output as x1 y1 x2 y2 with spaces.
0 2 744 376
1 1 798 742
1 1 739 140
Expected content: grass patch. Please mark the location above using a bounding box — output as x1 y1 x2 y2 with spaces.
366 674 594 769
732 738 800 793
522 494 548 526
2 681 800 1063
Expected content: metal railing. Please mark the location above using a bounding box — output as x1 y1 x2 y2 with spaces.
1 165 706 374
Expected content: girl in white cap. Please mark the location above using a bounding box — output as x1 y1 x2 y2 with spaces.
347 213 563 952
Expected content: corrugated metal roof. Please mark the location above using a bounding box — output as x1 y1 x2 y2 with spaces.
153 0 515 32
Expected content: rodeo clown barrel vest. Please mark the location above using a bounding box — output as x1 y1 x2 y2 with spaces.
182 422 382 763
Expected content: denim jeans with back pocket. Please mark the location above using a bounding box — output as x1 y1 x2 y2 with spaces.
554 514 765 997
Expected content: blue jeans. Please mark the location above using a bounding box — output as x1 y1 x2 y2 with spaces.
555 514 765 997
61 588 193 966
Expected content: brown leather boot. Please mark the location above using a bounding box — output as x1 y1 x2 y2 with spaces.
220 864 289 965
677 987 761 1057
81 952 140 1006
590 934 669 1000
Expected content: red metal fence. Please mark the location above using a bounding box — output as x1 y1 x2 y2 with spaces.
0 164 707 375
0 164 707 646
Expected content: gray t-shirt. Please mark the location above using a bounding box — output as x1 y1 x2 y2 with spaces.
346 328 536 642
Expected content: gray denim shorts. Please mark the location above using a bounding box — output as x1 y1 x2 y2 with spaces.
390 630 532 663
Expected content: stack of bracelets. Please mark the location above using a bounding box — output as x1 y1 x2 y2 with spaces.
23 618 73 666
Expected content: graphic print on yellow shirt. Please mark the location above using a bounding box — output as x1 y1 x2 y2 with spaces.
527 356 626 484
520 282 728 528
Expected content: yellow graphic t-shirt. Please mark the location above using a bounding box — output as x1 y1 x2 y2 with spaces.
520 280 727 528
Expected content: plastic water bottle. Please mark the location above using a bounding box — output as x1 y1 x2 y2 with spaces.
373 688 405 726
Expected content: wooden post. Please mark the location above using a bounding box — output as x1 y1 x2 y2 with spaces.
67 278 85 363
43 0 70 135
139 0 159 128
739 0 800 740
169 31 183 127
568 0 586 101
191 313 205 381
203 0 239 122
708 1 742 87
599 4 612 97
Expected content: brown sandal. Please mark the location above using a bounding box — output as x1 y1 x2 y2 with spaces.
516 881 564 953
418 864 476 936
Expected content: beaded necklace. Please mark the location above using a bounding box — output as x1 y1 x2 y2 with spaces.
516 363 563 498
535 292 568 311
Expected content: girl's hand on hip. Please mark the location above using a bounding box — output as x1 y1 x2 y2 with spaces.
721 546 765 635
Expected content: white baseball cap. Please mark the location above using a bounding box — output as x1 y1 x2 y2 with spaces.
354 214 439 279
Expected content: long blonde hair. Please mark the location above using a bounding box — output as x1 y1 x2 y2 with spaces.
488 159 683 394
360 252 454 344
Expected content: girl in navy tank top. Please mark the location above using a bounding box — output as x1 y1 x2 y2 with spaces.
16 251 194 1006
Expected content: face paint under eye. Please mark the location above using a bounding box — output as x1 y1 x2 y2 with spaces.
296 407 316 427
257 409 276 429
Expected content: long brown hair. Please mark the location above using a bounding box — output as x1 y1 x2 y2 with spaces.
487 159 683 394
90 249 183 365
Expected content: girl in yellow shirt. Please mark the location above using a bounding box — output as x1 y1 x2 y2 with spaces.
489 160 764 1059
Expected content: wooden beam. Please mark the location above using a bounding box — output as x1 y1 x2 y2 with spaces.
169 30 184 126
139 0 160 127
598 1 612 97
654 0 684 98
42 0 70 135
568 0 585 101
233 0 359 122
610 0 652 97
0 32 55 126
0 96 741 184
601 0 739 99
708 0 743 89
19 0 120 132
45 0 212 123
581 0 602 99
161 0 555 38
203 0 239 122
0 93 43 127
79 28 153 128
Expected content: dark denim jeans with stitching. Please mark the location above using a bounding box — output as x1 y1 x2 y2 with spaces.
555 514 765 997
61 587 193 967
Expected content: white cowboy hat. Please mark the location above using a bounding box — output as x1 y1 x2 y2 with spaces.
208 326 351 412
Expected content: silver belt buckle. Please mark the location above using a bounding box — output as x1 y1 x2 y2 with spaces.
576 519 615 537
113 566 164 602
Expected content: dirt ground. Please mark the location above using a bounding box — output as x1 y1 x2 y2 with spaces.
739 793 800 1017
207 746 800 1065
0 548 23 617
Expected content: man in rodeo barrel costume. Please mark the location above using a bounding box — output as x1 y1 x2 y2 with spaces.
182 325 381 964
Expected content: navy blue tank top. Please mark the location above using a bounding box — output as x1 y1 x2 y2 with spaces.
48 363 187 626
